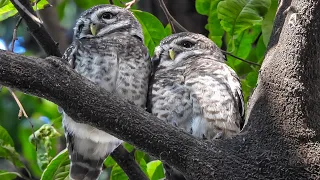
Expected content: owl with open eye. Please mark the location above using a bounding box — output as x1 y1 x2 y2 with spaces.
61 4 151 180
149 32 245 180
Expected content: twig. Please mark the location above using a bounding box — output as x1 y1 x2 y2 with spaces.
33 0 44 24
7 88 28 119
12 0 42 24
8 17 38 152
125 0 138 9
10 17 22 52
110 145 149 180
9 17 26 119
158 0 175 33
10 0 62 57
158 0 189 32
221 50 261 66
109 0 114 4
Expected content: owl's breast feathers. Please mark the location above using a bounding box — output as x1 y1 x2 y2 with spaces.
68 33 151 108
151 57 244 139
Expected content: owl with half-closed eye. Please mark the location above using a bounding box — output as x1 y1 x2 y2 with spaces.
61 4 151 180
148 32 245 180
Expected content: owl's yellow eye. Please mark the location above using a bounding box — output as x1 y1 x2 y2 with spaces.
101 12 114 19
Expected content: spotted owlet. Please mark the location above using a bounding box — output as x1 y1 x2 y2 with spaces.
149 32 245 179
61 4 151 180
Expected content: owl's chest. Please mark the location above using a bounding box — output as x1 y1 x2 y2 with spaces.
74 49 149 107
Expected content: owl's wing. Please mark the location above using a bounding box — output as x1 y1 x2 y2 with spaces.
232 72 246 130
146 56 158 113
62 42 78 69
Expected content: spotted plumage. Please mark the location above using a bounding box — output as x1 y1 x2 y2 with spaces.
62 4 151 180
149 32 245 179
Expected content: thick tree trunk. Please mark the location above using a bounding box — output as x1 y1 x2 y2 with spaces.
1 0 320 179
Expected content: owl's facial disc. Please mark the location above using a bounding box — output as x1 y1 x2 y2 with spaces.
73 5 144 41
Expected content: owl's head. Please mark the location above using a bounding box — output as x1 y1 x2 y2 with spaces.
152 32 224 68
73 4 143 41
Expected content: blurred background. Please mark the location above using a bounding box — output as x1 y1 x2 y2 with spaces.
0 0 208 179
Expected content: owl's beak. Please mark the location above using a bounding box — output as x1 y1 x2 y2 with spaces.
90 23 98 36
169 49 175 60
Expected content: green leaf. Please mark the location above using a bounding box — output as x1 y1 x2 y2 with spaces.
261 0 277 46
0 0 50 22
41 149 70 180
246 71 258 87
229 25 262 67
18 122 42 176
164 24 172 36
104 156 116 168
0 170 21 180
110 164 128 180
196 0 224 47
33 0 51 11
217 0 271 35
0 125 14 147
134 150 147 174
73 0 108 9
133 10 167 56
0 145 25 168
0 0 9 8
255 34 267 63
195 0 211 15
0 3 17 22
147 160 165 180
0 125 25 168
51 115 63 129
30 124 61 170
122 142 134 152
56 0 69 20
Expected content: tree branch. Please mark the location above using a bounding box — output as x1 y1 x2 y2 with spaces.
0 50 246 179
10 0 61 57
110 145 148 180
3 0 320 179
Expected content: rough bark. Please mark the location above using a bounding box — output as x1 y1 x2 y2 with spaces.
1 0 320 179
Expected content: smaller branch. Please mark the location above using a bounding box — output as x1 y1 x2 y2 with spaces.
110 145 149 180
7 88 28 119
10 0 62 57
109 0 114 5
158 0 188 32
221 50 261 66
9 17 27 119
12 0 42 24
10 17 22 52
125 0 138 9
33 0 43 24
8 17 37 151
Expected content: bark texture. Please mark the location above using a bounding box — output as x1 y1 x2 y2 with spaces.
1 0 320 179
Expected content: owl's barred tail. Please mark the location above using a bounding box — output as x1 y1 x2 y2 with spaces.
69 151 105 180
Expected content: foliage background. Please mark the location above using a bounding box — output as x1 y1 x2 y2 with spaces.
0 0 277 179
